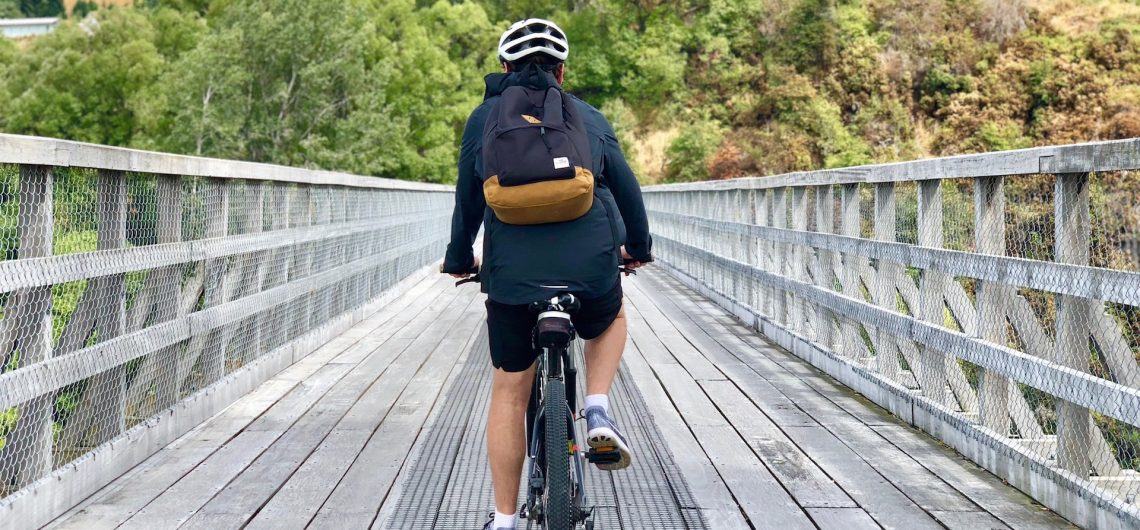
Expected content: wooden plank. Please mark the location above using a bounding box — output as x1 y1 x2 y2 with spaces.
649 362 814 528
871 424 1072 530
187 287 477 528
306 293 486 527
371 314 493 530
618 329 751 529
636 273 988 519
117 362 355 529
640 274 870 419
928 510 1012 530
631 277 872 428
625 284 725 381
627 278 744 369
644 271 1079 528
688 297 980 513
623 308 684 368
785 425 941 529
814 420 981 513
61 275 450 529
22 257 445 529
804 507 880 530
700 379 855 509
182 337 414 527
47 379 301 530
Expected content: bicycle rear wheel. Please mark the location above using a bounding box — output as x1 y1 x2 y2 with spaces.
543 376 571 530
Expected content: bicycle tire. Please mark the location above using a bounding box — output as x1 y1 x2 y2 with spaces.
543 376 572 530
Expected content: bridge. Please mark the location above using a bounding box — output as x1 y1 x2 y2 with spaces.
0 134 1137 529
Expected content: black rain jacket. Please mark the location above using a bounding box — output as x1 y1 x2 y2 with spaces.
441 68 652 305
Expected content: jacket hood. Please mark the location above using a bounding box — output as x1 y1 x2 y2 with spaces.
483 65 561 100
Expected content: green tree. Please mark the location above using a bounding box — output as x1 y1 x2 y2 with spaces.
137 0 413 176
0 9 195 145
20 0 63 17
71 1 98 18
145 0 212 14
0 0 21 18
369 0 499 181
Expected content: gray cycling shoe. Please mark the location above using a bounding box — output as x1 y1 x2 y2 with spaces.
584 406 632 470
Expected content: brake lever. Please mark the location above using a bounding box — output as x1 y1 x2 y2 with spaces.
455 274 480 287
619 267 637 276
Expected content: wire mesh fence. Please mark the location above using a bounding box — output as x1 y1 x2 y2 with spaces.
643 139 1140 528
0 144 452 518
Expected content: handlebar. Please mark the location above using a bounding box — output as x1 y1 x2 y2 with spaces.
453 265 481 287
452 259 643 288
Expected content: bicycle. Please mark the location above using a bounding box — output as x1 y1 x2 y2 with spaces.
456 267 634 530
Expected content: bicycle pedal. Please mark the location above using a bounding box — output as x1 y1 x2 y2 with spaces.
586 446 623 464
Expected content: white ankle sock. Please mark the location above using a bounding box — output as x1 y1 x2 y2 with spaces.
585 394 609 413
493 510 517 529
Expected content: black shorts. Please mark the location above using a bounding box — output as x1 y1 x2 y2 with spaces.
485 280 624 372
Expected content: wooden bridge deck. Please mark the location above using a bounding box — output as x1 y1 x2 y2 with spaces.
48 268 1072 530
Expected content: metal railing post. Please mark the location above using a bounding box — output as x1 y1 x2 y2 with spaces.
874 182 900 380
814 185 836 348
917 179 949 406
1054 172 1092 476
975 176 1010 436
2 165 54 488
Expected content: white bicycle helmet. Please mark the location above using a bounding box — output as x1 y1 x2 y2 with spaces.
497 18 569 63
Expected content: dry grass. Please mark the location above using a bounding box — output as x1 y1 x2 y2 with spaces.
1030 0 1140 34
630 127 679 184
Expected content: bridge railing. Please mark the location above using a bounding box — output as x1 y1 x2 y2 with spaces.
0 134 452 528
644 138 1140 529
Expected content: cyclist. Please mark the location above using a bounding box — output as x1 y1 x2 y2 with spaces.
440 18 653 530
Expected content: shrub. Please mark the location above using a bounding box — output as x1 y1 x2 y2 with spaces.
664 120 724 183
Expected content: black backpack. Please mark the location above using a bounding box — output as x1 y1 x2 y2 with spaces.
481 84 594 225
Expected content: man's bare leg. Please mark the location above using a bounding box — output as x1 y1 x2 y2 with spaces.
584 305 626 396
487 363 535 515
582 304 632 469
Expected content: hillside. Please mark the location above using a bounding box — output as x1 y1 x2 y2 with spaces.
597 0 1140 182
0 0 1136 183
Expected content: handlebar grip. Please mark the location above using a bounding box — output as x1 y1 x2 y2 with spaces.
455 273 480 287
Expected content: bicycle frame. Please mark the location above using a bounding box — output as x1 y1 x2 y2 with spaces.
524 334 592 528
452 272 626 530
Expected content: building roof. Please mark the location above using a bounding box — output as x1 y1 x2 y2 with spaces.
0 18 61 28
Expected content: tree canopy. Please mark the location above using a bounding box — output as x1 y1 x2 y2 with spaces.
0 0 1137 184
